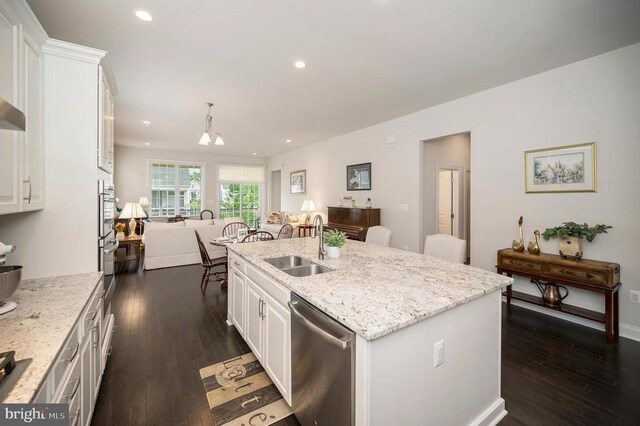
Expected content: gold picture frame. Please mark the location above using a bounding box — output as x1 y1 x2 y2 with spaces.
525 142 597 193
290 169 306 194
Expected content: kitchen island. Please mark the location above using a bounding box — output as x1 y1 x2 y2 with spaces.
227 238 513 425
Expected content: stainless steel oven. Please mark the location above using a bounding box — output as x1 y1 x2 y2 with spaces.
98 180 118 326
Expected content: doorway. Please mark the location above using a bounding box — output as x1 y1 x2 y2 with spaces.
270 170 281 211
422 132 471 258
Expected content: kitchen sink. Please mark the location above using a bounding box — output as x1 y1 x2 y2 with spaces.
264 255 313 269
264 255 332 277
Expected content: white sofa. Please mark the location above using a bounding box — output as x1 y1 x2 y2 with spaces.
143 219 227 270
258 212 328 237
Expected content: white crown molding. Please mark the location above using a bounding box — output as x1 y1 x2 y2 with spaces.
42 39 106 64
0 0 48 48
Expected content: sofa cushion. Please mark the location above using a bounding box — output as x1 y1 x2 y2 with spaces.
265 211 282 224
184 219 215 227
146 221 185 229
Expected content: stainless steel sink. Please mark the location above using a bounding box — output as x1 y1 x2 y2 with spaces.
264 255 332 277
281 264 333 277
264 255 313 269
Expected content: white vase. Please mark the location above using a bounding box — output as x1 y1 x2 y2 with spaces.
116 232 124 240
559 236 583 259
327 246 341 259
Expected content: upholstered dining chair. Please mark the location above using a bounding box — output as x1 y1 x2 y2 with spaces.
195 230 227 295
423 234 466 264
277 224 294 240
200 209 214 220
241 231 274 243
222 221 250 238
365 226 392 247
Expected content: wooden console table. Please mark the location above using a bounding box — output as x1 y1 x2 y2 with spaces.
496 248 621 343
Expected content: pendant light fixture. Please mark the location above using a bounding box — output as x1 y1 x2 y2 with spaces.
198 102 225 146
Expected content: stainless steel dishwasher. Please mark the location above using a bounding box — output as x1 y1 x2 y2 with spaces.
289 293 355 426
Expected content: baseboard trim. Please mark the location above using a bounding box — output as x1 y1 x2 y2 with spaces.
470 398 507 426
226 319 234 326
504 298 640 343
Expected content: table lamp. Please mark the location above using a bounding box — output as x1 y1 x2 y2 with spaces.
120 202 146 237
300 200 316 225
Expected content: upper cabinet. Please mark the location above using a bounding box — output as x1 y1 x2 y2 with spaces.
98 66 114 174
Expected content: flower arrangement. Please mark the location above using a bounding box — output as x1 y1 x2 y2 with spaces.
323 229 347 248
541 222 612 243
114 223 126 234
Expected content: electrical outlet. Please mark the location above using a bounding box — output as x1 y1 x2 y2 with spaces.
434 340 445 367
398 204 409 212
402 245 409 251
631 290 640 304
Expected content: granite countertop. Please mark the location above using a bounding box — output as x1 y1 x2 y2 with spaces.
228 238 513 341
0 272 103 403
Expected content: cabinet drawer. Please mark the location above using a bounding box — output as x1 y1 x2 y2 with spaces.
548 264 608 287
54 356 80 404
499 256 544 273
229 255 246 275
49 321 80 395
247 264 290 308
83 288 103 333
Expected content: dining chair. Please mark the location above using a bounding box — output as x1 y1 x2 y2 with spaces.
423 233 466 264
277 224 294 239
195 230 228 295
365 226 392 247
241 231 274 242
200 209 214 220
222 221 250 238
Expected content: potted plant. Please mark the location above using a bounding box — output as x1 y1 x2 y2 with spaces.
323 229 347 259
541 222 612 259
114 222 126 240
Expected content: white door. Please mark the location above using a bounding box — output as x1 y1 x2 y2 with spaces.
231 270 246 336
21 39 44 211
437 169 460 236
245 279 264 361
0 10 20 214
264 293 291 405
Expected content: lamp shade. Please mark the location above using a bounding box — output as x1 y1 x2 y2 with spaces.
214 133 224 146
199 132 211 145
300 200 316 212
138 197 150 208
119 202 146 219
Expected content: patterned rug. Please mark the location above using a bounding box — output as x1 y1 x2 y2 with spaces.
199 352 293 426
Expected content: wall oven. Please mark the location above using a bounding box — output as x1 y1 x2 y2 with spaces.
98 180 118 329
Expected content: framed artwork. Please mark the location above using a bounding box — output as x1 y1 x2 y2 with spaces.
290 169 306 194
346 162 372 191
525 142 596 193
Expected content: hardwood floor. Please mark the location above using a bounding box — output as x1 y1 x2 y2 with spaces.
92 263 640 425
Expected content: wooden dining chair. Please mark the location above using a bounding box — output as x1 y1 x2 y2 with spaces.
200 209 214 220
222 221 250 238
241 231 274 242
277 224 294 239
195 230 228 295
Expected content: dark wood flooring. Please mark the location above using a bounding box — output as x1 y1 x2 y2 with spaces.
92 263 640 425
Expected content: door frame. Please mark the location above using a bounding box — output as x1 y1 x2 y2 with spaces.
269 168 282 212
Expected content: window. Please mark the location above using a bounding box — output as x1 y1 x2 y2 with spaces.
218 164 265 226
149 162 203 217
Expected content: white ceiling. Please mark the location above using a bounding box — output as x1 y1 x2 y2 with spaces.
26 0 640 158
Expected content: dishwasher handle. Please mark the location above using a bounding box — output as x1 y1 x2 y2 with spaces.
288 301 352 350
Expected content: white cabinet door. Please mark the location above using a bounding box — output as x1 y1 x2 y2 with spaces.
98 67 114 174
264 293 291 405
21 38 44 211
245 279 264 362
0 9 20 214
91 302 103 402
80 333 92 426
231 270 246 337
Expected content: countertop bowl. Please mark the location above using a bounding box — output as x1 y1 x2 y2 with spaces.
0 265 22 302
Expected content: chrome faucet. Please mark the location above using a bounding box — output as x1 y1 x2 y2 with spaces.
311 215 326 260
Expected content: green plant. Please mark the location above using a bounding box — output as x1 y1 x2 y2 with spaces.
541 222 612 243
323 229 347 248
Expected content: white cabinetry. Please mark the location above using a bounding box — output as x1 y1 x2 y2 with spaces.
228 254 292 405
0 2 45 214
98 66 114 174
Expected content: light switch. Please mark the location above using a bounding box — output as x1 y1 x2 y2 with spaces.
387 136 398 144
434 340 444 367
398 204 409 212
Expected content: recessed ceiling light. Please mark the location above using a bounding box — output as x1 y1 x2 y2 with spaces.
135 10 153 22
252 152 257 155
143 120 151 124
285 139 292 143
144 142 151 146
294 61 306 69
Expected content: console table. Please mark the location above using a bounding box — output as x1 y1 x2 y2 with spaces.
496 248 621 343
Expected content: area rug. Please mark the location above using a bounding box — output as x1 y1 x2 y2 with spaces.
199 352 293 426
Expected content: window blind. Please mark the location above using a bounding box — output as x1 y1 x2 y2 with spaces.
218 164 265 184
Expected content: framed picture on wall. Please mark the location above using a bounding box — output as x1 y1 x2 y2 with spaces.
525 142 597 193
346 162 372 191
290 169 306 194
